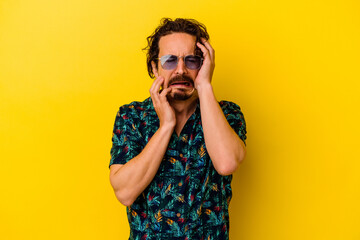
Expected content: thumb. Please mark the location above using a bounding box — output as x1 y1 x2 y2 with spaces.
160 87 172 98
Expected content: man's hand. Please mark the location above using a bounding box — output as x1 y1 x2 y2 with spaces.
109 62 178 207
194 38 215 90
194 38 246 175
150 62 176 129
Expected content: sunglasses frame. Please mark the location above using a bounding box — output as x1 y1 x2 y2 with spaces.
156 54 204 70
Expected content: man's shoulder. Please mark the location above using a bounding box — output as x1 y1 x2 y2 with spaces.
116 97 155 122
217 100 245 121
218 100 242 110
118 97 152 112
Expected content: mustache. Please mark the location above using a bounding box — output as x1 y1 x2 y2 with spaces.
168 75 194 86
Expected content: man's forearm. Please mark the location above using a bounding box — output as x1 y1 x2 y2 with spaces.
197 83 246 176
109 125 173 206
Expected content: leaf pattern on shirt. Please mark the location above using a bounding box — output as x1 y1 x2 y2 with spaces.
109 97 247 240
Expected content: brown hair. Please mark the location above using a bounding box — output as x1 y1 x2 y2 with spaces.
143 18 210 78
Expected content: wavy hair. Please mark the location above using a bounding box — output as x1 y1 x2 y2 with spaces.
143 18 210 78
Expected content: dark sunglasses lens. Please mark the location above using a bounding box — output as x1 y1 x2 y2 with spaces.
185 56 202 69
161 55 178 70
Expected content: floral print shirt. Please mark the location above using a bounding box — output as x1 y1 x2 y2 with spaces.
109 97 247 240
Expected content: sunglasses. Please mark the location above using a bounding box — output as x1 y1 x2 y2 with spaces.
157 54 203 70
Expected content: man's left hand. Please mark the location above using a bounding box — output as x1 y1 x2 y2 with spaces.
194 38 215 90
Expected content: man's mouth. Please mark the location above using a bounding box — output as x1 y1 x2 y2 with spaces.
169 81 193 87
168 75 194 88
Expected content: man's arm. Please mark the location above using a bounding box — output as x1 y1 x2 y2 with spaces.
198 84 246 175
109 73 175 206
109 124 173 206
195 38 246 176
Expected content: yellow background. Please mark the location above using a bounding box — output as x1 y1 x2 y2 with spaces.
1 0 359 239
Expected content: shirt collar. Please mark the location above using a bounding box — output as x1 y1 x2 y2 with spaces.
144 97 200 119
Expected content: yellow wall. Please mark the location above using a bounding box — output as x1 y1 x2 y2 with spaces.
1 0 359 239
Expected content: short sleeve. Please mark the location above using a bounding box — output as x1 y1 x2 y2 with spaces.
109 105 144 168
220 101 247 146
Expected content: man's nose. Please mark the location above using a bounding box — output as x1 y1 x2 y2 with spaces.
175 57 188 75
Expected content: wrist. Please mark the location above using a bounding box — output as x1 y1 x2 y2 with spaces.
159 123 175 134
196 82 213 96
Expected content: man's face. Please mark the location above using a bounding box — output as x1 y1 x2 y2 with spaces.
157 33 199 101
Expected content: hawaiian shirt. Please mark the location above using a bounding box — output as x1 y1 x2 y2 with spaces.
109 97 247 240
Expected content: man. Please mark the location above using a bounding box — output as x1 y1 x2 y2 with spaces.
109 18 247 240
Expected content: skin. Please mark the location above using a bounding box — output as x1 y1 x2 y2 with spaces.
151 33 201 135
109 32 246 206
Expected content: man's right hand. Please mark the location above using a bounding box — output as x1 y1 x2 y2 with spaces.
150 62 176 129
109 63 176 207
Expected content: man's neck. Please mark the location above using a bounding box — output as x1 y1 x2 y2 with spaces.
169 97 198 115
169 96 199 136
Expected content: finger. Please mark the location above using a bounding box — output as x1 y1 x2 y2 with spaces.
150 76 163 93
151 61 159 78
150 77 164 103
196 41 210 59
149 86 159 106
200 38 215 60
149 77 157 94
150 77 163 106
155 76 164 92
159 87 172 100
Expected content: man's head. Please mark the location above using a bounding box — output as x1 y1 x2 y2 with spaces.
144 18 209 101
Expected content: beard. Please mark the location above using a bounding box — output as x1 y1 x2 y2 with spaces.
167 75 195 101
171 89 194 100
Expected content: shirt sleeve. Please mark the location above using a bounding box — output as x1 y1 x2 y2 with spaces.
109 105 144 168
219 101 247 146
